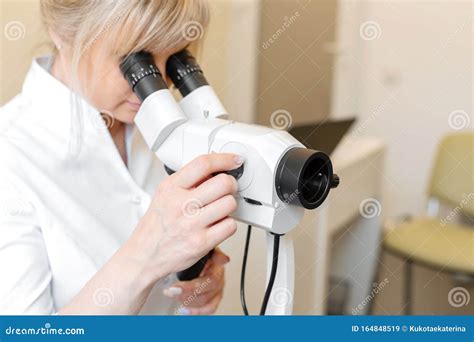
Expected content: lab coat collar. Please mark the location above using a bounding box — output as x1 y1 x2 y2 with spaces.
21 55 103 141
17 56 152 268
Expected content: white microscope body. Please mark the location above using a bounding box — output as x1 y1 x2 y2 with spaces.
120 50 339 315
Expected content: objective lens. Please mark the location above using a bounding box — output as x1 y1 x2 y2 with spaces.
275 148 333 209
301 159 329 205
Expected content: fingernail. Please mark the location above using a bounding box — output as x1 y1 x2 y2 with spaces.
178 307 191 315
163 287 182 298
234 155 244 165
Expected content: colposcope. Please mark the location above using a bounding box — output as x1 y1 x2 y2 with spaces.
119 50 339 315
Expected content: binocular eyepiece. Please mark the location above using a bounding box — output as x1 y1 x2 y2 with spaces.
166 49 209 97
119 50 339 211
119 51 168 102
119 50 209 101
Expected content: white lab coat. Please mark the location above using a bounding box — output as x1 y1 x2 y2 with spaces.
0 55 178 314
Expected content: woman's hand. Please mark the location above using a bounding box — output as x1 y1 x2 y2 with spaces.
163 248 229 315
60 153 241 315
129 153 242 284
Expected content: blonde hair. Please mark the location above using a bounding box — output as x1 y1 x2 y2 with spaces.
39 0 209 156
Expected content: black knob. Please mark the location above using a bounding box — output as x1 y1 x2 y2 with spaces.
331 174 340 188
212 163 244 180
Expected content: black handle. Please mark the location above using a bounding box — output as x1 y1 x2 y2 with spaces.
172 165 241 281
163 163 241 282
177 250 214 281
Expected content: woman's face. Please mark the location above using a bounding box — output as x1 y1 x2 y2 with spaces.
68 42 189 125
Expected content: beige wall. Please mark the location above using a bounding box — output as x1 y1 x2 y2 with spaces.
0 0 50 105
200 0 261 124
331 0 473 314
2 0 470 316
256 0 337 126
0 0 259 125
0 0 264 315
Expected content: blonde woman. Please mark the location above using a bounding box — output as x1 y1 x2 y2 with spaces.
0 0 241 315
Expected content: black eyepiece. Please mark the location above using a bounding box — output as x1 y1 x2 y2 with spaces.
166 49 208 97
275 148 338 209
119 51 168 102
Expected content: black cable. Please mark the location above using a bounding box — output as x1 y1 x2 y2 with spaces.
240 226 283 316
240 224 252 315
259 233 281 315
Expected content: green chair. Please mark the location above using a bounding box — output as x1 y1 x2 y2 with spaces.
383 132 474 314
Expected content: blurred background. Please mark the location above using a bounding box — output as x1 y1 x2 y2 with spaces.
1 0 473 315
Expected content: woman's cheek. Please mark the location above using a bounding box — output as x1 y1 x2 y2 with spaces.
106 99 141 124
117 104 139 124
90 88 136 123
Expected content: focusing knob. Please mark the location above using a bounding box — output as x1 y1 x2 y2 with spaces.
212 163 245 180
331 174 340 188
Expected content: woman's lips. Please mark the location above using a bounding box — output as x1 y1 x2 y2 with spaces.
126 101 141 111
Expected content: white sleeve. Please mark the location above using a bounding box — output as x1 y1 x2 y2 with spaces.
0 181 55 314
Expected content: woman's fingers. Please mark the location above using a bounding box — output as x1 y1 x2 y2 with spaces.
164 249 229 299
165 270 221 300
198 194 237 227
207 248 230 268
205 217 238 250
171 153 244 189
198 248 229 275
186 290 223 315
190 173 238 207
181 286 218 308
164 248 229 314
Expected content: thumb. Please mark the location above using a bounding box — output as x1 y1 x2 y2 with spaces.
211 248 230 266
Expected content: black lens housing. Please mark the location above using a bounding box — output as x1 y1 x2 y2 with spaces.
166 49 208 97
119 51 168 102
275 148 335 209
